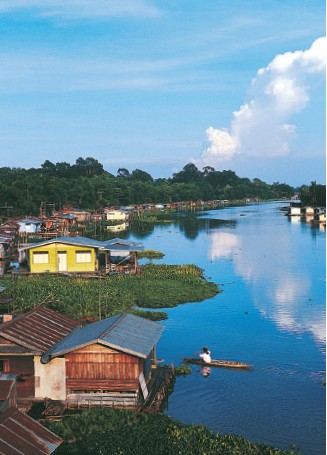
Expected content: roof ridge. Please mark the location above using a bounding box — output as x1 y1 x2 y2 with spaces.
99 313 126 339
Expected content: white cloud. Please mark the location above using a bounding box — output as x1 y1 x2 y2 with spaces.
198 36 326 168
0 0 160 18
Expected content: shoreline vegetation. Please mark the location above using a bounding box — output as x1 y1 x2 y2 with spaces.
46 407 298 455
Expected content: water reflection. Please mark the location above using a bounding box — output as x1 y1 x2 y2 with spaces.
125 215 236 240
208 217 326 350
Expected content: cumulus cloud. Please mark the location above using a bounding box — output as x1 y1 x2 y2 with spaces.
198 36 326 168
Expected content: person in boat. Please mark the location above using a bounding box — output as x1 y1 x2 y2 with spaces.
199 346 211 363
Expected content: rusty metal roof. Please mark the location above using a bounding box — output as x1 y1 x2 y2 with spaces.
0 407 62 454
0 307 77 353
43 312 164 362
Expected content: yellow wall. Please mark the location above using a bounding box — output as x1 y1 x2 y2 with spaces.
28 242 97 273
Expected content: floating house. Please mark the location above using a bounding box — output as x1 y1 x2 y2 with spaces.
18 236 144 275
0 308 168 411
288 202 302 216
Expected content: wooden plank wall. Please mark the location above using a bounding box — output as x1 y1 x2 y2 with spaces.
3 356 35 399
66 344 140 392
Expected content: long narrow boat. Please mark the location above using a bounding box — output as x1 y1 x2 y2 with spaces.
183 357 252 369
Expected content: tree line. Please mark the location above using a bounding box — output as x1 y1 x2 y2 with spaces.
0 157 324 217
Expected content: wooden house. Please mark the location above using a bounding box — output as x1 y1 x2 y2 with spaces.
41 312 164 408
0 308 165 410
0 306 77 404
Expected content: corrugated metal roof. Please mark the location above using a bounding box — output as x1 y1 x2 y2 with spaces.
43 313 164 362
102 238 144 252
0 307 77 353
0 407 62 454
19 235 105 251
18 235 144 252
0 345 31 354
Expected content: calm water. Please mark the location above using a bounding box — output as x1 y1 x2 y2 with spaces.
134 202 326 455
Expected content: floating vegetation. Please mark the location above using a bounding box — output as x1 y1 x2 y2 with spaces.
0 264 219 322
138 250 165 260
174 364 193 376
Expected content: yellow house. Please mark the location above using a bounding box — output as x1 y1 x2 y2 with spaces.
19 236 105 274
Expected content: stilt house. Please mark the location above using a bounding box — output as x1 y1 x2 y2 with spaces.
0 308 164 410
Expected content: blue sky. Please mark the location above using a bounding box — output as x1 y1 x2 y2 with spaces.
0 1 325 186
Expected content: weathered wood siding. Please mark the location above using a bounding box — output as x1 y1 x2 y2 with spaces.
2 356 35 399
65 344 140 392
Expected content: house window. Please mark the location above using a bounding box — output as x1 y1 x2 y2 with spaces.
0 359 9 373
33 251 49 264
76 250 92 263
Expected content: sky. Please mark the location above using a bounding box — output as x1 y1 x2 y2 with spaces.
0 0 325 186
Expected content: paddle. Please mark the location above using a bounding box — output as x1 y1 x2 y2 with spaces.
182 350 201 363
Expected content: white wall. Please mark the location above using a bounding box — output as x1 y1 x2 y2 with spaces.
34 356 66 401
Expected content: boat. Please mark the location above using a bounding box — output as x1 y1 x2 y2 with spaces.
182 357 252 369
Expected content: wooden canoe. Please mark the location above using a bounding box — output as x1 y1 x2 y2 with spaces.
183 357 252 369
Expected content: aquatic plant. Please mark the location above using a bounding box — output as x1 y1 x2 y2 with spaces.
0 264 219 321
47 407 298 455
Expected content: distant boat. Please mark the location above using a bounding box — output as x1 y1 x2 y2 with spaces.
183 357 252 369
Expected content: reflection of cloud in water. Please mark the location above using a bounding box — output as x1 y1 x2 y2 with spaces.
208 230 326 348
208 232 240 260
273 276 309 306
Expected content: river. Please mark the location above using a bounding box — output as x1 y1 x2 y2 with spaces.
132 201 325 455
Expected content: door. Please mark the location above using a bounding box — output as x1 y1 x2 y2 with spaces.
57 251 67 272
